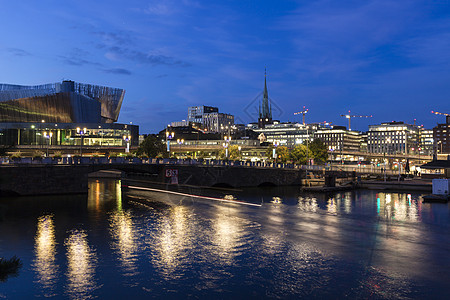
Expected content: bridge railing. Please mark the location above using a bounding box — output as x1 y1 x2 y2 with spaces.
0 157 408 175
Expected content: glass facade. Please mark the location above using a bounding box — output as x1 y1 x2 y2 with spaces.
0 123 138 147
0 81 124 124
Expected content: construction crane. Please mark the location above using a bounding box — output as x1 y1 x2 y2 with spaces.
340 110 372 131
431 110 450 117
294 106 308 125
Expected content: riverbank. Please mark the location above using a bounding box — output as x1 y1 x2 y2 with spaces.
302 179 432 193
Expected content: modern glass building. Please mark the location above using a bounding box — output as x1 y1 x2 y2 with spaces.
0 80 138 153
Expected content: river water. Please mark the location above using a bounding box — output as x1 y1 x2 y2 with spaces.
0 179 449 299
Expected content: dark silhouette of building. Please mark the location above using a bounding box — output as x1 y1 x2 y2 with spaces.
433 116 450 154
258 69 273 128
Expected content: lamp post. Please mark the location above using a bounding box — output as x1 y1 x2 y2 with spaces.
43 131 53 157
166 129 175 155
223 136 231 158
238 146 241 161
273 140 279 163
76 127 87 156
123 135 131 153
177 139 184 157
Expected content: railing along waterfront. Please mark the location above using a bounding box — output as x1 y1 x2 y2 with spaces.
0 157 405 176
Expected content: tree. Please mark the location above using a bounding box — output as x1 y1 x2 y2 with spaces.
308 139 328 164
228 145 241 160
136 135 165 158
276 146 290 163
290 144 312 165
265 144 274 159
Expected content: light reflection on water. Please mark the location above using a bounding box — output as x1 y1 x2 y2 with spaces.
1 180 449 299
109 210 139 276
33 215 58 297
149 205 193 279
64 229 98 299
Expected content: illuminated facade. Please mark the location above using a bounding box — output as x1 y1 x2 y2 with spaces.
187 106 218 124
0 80 124 123
254 122 320 148
0 80 138 149
433 116 450 154
203 112 234 133
314 126 363 152
367 121 419 154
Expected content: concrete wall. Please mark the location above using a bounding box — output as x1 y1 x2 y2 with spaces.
0 164 306 196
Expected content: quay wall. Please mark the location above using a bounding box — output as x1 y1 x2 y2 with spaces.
0 164 306 196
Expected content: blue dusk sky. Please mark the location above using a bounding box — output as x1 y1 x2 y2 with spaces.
1 0 450 133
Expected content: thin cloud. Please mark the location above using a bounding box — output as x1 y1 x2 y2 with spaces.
102 68 132 75
6 48 31 57
58 55 103 67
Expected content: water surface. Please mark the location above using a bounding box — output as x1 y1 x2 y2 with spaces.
1 179 449 299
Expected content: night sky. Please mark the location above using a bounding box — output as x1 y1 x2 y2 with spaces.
1 0 449 133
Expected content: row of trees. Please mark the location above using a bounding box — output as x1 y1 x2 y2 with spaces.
266 139 328 164
136 135 328 164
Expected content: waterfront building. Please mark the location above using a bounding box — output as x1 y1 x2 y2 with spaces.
170 120 190 127
187 106 218 124
433 116 450 154
419 128 434 155
203 112 234 133
367 121 419 154
313 126 363 152
0 80 138 152
254 122 320 148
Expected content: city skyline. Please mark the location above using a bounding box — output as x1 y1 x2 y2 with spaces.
1 1 450 133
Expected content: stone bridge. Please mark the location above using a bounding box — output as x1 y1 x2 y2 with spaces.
0 163 323 196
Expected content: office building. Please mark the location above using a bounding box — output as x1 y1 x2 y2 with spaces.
433 116 450 154
187 106 218 124
0 80 138 150
314 126 363 152
203 112 234 133
419 128 434 155
254 122 321 148
367 121 419 154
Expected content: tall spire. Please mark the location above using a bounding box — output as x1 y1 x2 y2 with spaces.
262 68 271 119
258 68 273 128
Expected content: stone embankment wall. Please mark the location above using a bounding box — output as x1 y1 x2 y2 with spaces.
0 164 306 196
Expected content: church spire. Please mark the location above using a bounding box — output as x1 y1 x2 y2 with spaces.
258 68 273 128
262 68 271 119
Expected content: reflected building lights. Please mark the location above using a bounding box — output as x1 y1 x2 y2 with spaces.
327 198 337 214
376 193 420 222
212 206 244 264
64 230 98 298
297 196 318 212
110 210 138 275
271 197 282 204
152 206 191 278
33 215 58 295
343 193 352 214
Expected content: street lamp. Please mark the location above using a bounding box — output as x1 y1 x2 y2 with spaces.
123 135 131 153
273 140 279 163
176 139 184 157
166 129 175 154
43 131 53 157
76 127 87 156
223 136 231 158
